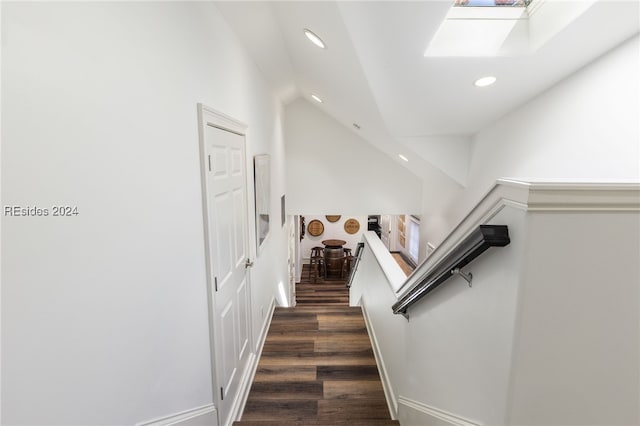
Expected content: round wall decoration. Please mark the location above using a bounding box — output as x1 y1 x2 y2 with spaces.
344 218 360 235
307 220 325 237
325 215 341 223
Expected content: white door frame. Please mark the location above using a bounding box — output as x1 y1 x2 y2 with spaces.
287 216 297 307
197 103 254 425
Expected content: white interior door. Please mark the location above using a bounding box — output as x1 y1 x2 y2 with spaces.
199 106 252 426
381 214 391 250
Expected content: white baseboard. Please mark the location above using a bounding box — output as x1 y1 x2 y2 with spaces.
233 296 276 423
136 299 276 426
360 300 398 419
136 404 217 426
397 397 481 426
254 296 276 354
226 352 255 426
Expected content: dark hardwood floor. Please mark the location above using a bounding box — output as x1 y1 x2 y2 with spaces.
295 264 350 306
234 264 399 425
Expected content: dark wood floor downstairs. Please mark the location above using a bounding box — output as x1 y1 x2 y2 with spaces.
234 265 399 425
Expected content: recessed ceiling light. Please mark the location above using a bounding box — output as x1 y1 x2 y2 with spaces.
398 154 409 162
311 94 323 103
474 76 497 87
304 29 326 49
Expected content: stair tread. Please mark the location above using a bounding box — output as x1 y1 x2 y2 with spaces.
236 265 397 425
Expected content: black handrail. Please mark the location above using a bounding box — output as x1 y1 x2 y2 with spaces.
346 242 365 288
392 225 510 319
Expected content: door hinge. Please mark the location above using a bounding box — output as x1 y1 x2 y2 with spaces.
208 155 212 172
214 276 218 292
220 387 224 400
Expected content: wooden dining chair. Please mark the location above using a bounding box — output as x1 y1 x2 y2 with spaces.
308 247 325 282
342 255 355 279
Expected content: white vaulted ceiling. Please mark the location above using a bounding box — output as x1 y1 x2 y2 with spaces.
216 1 639 185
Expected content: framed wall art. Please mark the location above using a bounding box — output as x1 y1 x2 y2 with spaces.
344 218 360 234
254 154 270 253
307 220 324 237
281 195 286 227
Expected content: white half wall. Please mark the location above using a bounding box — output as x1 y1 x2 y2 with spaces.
399 206 528 425
350 206 528 426
355 181 640 425
284 98 423 214
349 235 409 417
1 2 288 425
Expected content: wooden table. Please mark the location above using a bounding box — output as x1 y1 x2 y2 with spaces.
322 239 346 248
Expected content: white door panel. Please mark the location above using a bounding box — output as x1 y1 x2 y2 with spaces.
219 300 237 394
200 108 252 426
212 192 233 288
232 188 245 267
236 278 249 360
231 148 243 176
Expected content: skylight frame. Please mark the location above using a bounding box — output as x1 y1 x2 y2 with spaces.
424 2 529 57
454 0 532 7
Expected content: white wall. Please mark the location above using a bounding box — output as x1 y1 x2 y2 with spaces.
398 135 472 187
421 35 640 252
299 215 367 262
1 2 287 425
508 211 640 425
284 98 423 214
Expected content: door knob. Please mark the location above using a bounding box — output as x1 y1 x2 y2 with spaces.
245 259 254 268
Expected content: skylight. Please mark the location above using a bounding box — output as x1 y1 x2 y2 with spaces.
426 0 598 57
454 0 532 6
425 2 528 57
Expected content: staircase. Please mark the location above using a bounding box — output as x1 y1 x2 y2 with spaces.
233 265 399 425
294 264 350 306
